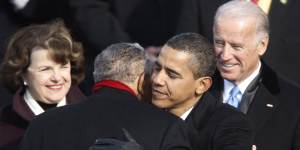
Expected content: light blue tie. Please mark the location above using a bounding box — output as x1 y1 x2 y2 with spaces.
227 86 241 108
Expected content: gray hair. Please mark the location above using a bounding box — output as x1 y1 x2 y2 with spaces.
213 0 269 41
93 43 146 83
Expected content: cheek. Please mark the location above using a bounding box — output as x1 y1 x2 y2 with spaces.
169 80 190 96
26 74 49 87
238 52 255 65
214 48 222 56
61 70 72 81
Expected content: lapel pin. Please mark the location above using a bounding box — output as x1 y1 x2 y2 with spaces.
266 104 274 108
280 0 288 5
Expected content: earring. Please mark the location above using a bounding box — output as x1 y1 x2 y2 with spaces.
24 81 28 86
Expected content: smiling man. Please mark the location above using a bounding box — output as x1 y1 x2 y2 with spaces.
151 32 253 150
209 1 300 150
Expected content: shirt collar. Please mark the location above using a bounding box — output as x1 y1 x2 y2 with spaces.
180 106 194 120
92 80 136 96
223 61 261 102
23 89 66 115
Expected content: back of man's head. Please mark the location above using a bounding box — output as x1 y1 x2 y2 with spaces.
93 43 146 84
165 32 216 79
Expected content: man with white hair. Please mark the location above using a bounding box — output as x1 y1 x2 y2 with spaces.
210 1 300 149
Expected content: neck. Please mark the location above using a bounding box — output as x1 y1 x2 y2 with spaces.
234 61 261 85
169 95 202 117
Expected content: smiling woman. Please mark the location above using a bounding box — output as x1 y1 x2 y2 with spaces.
0 19 86 150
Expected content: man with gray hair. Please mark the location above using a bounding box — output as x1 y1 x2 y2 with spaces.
209 1 300 150
20 42 192 150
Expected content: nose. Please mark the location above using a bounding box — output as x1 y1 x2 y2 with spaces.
50 70 62 82
219 44 232 60
152 70 165 87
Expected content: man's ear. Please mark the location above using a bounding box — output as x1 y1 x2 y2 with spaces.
257 36 269 56
195 76 212 95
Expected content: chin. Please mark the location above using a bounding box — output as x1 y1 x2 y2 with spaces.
220 72 238 81
152 99 165 108
152 99 172 109
46 95 66 103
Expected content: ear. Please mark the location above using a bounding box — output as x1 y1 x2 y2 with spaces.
257 36 269 56
21 74 28 86
195 76 212 95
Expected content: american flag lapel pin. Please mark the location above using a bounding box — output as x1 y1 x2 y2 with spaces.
280 0 288 5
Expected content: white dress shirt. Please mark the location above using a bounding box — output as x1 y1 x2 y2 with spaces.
180 106 194 120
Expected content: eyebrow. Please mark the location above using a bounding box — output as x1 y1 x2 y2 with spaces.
165 65 182 78
155 60 182 77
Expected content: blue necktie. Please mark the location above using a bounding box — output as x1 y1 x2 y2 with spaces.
227 86 241 108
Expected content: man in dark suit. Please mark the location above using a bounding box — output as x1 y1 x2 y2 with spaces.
151 32 253 150
19 43 192 150
210 1 300 149
194 0 300 85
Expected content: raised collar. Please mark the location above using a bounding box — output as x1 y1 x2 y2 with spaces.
92 80 136 96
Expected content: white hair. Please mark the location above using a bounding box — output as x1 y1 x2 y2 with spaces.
213 0 269 41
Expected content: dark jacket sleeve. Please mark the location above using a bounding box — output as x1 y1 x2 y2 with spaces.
19 118 44 150
212 106 253 150
292 118 300 150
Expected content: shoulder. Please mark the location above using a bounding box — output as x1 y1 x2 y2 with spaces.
261 63 300 107
66 86 87 104
214 104 251 127
188 93 253 150
91 88 180 123
0 105 25 147
210 104 253 149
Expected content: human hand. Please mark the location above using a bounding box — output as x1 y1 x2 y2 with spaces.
89 129 144 150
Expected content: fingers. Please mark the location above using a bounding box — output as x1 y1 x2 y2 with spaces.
252 145 256 150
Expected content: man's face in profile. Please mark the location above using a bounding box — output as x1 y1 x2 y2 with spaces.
151 45 199 111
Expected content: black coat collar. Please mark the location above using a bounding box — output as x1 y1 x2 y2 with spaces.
209 61 280 133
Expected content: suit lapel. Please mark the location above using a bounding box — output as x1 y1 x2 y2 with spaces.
247 62 281 133
186 92 219 131
247 84 279 133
